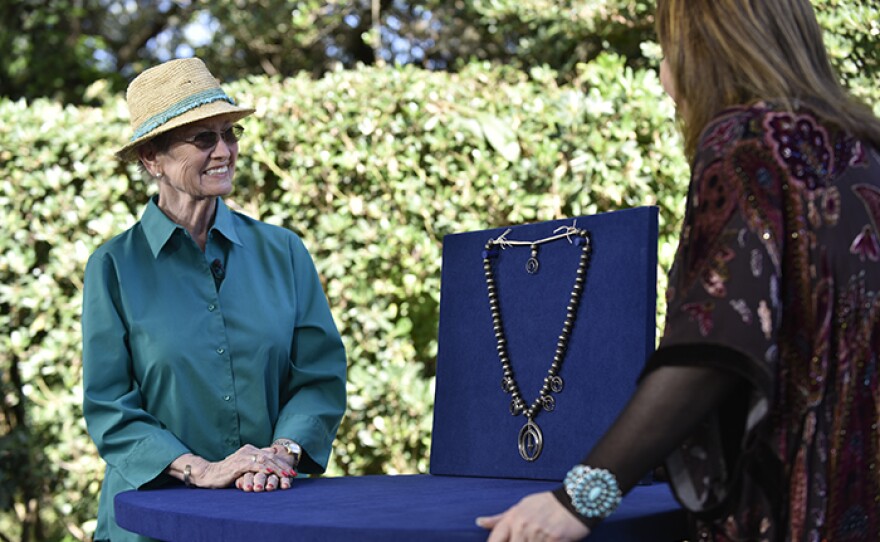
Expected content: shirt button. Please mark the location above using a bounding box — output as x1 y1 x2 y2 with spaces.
223 395 231 401
217 347 225 355
208 304 216 312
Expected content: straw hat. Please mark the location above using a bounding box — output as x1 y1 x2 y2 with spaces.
116 57 255 161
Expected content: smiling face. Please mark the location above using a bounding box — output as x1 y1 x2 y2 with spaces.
139 114 240 206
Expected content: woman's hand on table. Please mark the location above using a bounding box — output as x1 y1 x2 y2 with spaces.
476 491 590 542
189 444 296 490
232 444 297 492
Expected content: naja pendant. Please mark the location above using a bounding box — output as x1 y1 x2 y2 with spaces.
517 418 543 462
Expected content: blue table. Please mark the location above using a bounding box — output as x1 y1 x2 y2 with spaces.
115 474 687 541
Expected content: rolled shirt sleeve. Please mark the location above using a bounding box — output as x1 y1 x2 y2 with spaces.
82 252 190 489
273 234 347 472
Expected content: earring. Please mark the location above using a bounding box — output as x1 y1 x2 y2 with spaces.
154 172 162 178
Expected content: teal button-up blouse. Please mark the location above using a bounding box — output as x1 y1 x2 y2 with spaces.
82 197 347 541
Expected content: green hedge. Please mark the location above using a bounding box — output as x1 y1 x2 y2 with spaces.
2 6 878 533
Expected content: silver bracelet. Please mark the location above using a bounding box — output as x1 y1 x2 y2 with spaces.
563 465 622 519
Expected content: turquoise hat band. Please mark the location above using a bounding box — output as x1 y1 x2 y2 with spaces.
130 88 235 142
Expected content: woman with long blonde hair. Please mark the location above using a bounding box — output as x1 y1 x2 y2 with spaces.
478 1 880 540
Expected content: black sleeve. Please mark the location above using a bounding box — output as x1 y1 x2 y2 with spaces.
552 360 746 529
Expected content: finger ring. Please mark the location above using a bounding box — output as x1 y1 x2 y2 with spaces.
252 454 257 463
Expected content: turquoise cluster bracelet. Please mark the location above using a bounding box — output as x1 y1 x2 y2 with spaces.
563 465 622 519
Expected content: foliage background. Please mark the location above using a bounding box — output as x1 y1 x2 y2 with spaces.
0 1 877 540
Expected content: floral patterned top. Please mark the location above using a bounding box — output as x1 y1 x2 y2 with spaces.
648 103 880 541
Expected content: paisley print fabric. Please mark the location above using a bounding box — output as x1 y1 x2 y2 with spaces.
650 103 880 541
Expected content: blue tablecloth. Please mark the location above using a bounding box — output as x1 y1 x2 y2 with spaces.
116 474 687 541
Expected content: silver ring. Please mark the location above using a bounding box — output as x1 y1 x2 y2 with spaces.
252 454 257 463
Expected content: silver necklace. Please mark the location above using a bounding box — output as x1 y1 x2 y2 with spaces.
482 224 592 462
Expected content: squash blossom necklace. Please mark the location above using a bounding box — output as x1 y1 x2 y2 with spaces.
481 223 592 462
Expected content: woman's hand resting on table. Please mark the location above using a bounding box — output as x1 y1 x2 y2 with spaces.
232 444 297 492
476 491 590 542
177 444 297 492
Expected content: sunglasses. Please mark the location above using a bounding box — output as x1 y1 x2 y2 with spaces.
172 124 244 150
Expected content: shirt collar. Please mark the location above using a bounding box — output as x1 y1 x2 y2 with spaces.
141 196 242 258
211 198 243 247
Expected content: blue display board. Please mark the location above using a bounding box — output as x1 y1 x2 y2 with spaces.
431 206 659 480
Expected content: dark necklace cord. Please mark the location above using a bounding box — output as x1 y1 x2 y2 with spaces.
482 226 592 460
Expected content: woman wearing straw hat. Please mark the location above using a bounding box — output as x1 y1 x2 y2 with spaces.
82 57 347 541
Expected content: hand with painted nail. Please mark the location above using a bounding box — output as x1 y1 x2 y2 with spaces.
234 445 297 491
169 444 296 490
